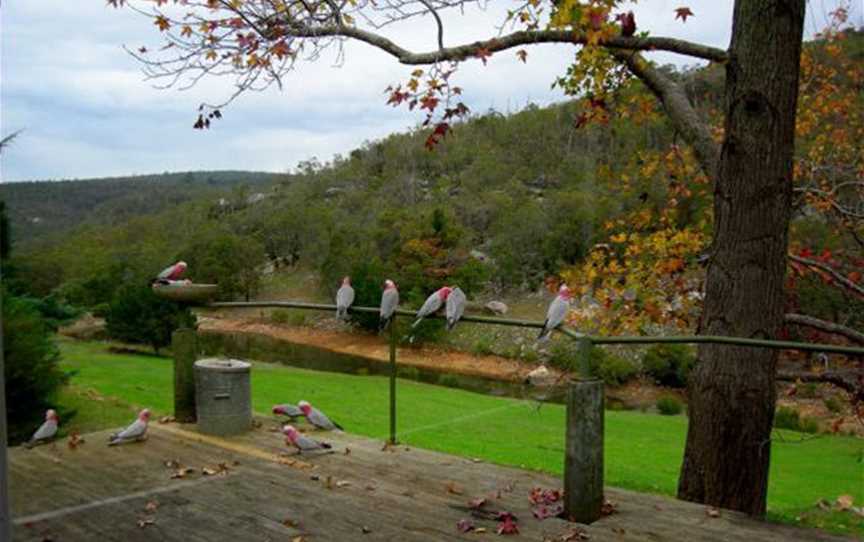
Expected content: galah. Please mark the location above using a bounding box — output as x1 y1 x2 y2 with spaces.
298 400 343 431
412 286 452 328
379 279 399 330
272 404 303 418
25 409 59 449
108 409 150 446
282 425 332 454
445 286 467 331
335 276 355 319
156 261 187 282
538 284 572 340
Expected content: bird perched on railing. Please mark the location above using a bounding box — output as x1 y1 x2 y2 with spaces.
282 425 332 454
538 284 572 340
298 400 343 431
446 286 466 331
379 279 399 330
272 404 303 419
413 286 452 328
108 409 150 446
25 409 59 449
335 276 355 320
154 261 188 285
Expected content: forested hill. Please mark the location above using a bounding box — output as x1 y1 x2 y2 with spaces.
0 170 284 244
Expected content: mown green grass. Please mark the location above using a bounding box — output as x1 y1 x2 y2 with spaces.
56 338 863 536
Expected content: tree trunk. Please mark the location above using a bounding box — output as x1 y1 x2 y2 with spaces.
677 0 805 516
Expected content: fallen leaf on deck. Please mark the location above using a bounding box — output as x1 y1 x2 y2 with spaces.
457 519 475 533
611 527 626 535
365 484 377 491
325 475 334 489
282 518 299 528
67 432 85 450
202 467 218 476
529 487 562 505
471 458 482 463
277 456 314 469
496 516 519 535
137 518 155 528
144 501 159 513
251 420 263 428
336 480 351 488
310 474 320 481
705 507 720 518
361 526 372 534
170 467 195 479
446 481 464 495
468 497 487 510
344 447 351 455
558 528 590 541
601 499 617 516
158 416 175 424
292 537 305 542
474 527 487 534
164 459 181 469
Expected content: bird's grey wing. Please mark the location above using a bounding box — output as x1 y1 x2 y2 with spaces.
31 420 57 442
547 296 570 330
296 434 324 451
116 419 147 440
309 408 336 430
345 286 355 307
278 404 303 417
380 289 399 318
336 286 352 308
157 265 174 279
446 288 466 322
417 294 442 318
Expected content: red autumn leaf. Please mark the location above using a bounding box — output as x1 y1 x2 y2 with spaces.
475 47 492 65
675 7 694 22
617 11 636 37
271 41 290 59
496 516 519 535
420 95 439 112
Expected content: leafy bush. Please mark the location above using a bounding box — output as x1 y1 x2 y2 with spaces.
642 344 696 388
799 417 820 434
106 284 196 353
546 341 637 386
472 336 495 356
797 382 819 399
91 302 111 318
656 395 684 415
595 353 639 387
3 292 69 444
823 396 844 414
774 406 801 430
271 309 306 326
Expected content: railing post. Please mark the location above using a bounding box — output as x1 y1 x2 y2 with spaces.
564 338 604 524
173 328 198 423
389 321 398 445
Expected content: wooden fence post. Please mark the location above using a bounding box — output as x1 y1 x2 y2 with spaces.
173 328 198 422
564 338 604 524
389 321 397 445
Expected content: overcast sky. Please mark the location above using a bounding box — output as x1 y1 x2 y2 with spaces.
1 0 861 182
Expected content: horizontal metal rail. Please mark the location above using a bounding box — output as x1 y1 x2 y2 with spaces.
207 300 864 355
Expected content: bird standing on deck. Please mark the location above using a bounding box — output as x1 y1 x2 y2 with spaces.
154 261 187 285
298 400 343 431
108 409 150 446
25 409 59 449
272 404 303 418
335 276 355 319
282 425 332 454
538 284 572 340
413 286 452 328
445 286 466 331
379 279 399 330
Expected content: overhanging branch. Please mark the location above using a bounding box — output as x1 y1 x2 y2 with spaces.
784 313 864 345
789 254 864 299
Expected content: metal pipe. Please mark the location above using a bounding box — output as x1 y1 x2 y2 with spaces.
206 300 864 355
389 321 397 445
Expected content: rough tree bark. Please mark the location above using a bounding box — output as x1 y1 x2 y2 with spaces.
678 0 806 516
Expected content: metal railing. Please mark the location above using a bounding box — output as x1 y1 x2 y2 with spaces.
190 299 864 523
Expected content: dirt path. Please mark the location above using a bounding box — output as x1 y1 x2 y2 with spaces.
198 316 558 384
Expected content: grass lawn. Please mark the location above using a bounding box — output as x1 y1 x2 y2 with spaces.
56 338 863 536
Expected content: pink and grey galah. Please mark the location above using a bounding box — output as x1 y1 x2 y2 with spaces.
445 286 467 331
538 284 572 340
272 404 303 418
25 409 59 449
156 261 187 282
412 286 452 328
282 425 332 454
108 408 150 446
379 279 399 330
298 400 343 431
335 276 355 319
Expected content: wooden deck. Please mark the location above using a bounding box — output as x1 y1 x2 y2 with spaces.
9 421 851 542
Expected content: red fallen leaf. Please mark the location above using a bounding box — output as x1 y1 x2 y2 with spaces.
137 517 155 528
475 48 492 65
617 11 636 37
496 511 517 522
144 500 159 513
497 516 519 535
456 518 475 533
674 7 694 22
67 431 85 450
601 499 617 516
705 507 720 518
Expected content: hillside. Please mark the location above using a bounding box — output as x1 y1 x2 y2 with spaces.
0 170 284 244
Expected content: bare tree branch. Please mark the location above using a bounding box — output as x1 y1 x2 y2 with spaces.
788 254 864 298
611 50 720 178
777 370 862 394
784 313 864 345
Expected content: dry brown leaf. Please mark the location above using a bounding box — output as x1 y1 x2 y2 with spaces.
137 518 155 529
705 507 720 518
361 526 371 534
836 495 854 511
600 499 617 516
202 467 218 476
292 537 305 542
158 416 175 424
336 480 351 488
446 481 464 495
67 432 85 450
344 447 351 455
364 484 377 491
170 467 195 479
144 501 159 513
282 518 299 528
164 459 181 469
474 527 487 534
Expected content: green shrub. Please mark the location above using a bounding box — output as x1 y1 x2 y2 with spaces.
642 344 696 388
3 291 69 444
596 353 639 387
397 366 420 380
472 336 495 356
798 382 819 399
106 284 196 353
823 396 844 414
438 373 460 388
774 406 802 431
271 309 292 324
656 395 683 415
91 302 111 318
799 417 820 434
